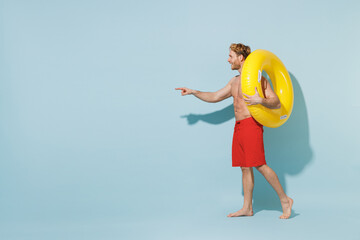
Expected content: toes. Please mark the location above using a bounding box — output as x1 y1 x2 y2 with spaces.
279 214 290 219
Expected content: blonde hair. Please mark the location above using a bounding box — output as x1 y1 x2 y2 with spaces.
229 43 251 59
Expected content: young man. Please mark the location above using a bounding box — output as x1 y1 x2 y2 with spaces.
175 43 293 219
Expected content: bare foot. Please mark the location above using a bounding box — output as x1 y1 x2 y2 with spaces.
279 197 293 219
227 208 253 217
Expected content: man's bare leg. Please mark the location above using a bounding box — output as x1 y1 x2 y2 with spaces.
255 164 293 219
227 167 254 217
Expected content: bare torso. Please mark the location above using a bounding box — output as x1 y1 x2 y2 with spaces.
230 75 251 121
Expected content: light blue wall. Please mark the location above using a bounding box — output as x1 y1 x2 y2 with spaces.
1 0 359 239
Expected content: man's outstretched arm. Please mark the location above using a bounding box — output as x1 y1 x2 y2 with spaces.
175 78 233 103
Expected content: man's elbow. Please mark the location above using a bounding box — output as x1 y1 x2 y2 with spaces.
267 98 281 109
264 97 281 109
274 101 281 109
271 96 281 109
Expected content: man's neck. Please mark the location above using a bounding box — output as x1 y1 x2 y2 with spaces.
237 64 243 75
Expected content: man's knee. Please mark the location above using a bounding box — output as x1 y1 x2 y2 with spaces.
255 164 267 173
241 167 252 173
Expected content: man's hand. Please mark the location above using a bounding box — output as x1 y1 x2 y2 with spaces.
243 87 263 106
175 87 196 96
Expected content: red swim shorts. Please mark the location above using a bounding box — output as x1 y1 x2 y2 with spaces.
232 117 266 167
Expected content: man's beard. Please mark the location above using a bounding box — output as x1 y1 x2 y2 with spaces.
231 64 240 70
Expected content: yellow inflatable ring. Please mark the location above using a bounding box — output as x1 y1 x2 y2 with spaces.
241 49 294 128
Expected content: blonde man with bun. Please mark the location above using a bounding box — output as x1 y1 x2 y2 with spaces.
176 43 293 219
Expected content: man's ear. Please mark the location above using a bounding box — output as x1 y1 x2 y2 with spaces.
239 54 245 62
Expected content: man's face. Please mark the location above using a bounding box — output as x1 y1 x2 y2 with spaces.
228 50 243 70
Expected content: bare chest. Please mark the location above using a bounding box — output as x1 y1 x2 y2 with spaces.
231 78 243 99
231 77 251 119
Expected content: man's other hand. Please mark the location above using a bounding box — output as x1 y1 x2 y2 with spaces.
243 87 263 106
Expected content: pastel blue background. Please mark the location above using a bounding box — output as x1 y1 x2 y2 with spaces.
1 0 359 239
